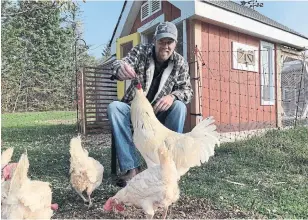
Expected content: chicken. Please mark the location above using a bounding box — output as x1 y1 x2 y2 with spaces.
2 147 15 184
1 148 17 202
69 136 104 207
2 163 18 201
131 83 220 177
103 144 180 219
1 152 58 219
1 147 14 170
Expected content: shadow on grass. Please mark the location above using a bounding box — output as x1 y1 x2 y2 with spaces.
2 124 76 143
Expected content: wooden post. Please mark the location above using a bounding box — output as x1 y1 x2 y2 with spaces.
189 19 202 129
111 134 117 175
81 67 87 134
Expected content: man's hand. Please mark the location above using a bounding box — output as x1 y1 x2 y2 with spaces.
153 95 175 114
117 62 136 80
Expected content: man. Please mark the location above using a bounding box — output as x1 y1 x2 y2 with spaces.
108 21 193 186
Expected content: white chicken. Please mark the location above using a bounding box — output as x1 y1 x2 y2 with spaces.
1 152 58 219
1 148 17 202
131 83 220 177
1 147 14 170
103 144 180 219
69 136 104 207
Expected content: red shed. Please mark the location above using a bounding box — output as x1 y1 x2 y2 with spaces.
107 0 308 135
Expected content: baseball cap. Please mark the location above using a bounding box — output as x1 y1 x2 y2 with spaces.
154 21 178 42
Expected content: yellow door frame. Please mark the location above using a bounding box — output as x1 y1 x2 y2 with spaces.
116 32 140 100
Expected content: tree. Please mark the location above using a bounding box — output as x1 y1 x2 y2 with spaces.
101 42 111 62
1 0 96 112
1 1 75 111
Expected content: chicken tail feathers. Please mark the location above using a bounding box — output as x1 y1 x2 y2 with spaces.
190 116 220 147
190 116 220 166
170 116 220 176
9 152 29 193
1 147 14 169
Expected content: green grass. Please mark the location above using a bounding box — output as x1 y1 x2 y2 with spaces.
1 111 308 218
1 111 117 217
2 111 76 127
180 127 308 218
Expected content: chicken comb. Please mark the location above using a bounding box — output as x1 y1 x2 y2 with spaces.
51 203 59 211
136 83 142 90
2 163 18 181
103 198 113 211
115 204 125 212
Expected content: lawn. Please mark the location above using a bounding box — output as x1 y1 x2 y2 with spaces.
1 111 308 219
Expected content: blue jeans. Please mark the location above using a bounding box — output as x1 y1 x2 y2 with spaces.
107 100 187 172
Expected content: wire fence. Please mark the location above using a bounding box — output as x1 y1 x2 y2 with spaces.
76 47 307 142
2 47 307 144
188 47 307 142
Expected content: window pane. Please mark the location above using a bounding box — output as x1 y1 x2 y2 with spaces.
261 46 274 102
262 48 270 101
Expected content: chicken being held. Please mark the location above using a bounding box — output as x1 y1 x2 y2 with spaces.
69 136 104 207
1 152 58 219
131 83 220 177
104 144 180 219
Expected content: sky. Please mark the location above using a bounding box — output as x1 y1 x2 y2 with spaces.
79 0 308 59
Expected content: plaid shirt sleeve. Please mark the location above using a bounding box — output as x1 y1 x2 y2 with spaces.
171 61 193 104
112 44 143 80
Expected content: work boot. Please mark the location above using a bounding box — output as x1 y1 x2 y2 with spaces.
116 167 140 187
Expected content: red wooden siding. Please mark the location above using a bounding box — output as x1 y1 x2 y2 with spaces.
162 1 181 22
228 30 240 131
208 24 221 125
200 21 276 132
220 27 230 129
130 1 181 34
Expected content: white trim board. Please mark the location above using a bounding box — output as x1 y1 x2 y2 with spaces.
111 0 308 54
183 19 187 60
194 1 308 50
111 1 142 54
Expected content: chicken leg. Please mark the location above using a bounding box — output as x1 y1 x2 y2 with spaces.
74 188 89 203
86 187 94 208
146 214 154 219
87 194 92 208
142 203 154 219
162 207 168 219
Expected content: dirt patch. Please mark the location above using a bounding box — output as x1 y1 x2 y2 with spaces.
82 133 112 149
53 195 258 219
52 134 261 219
